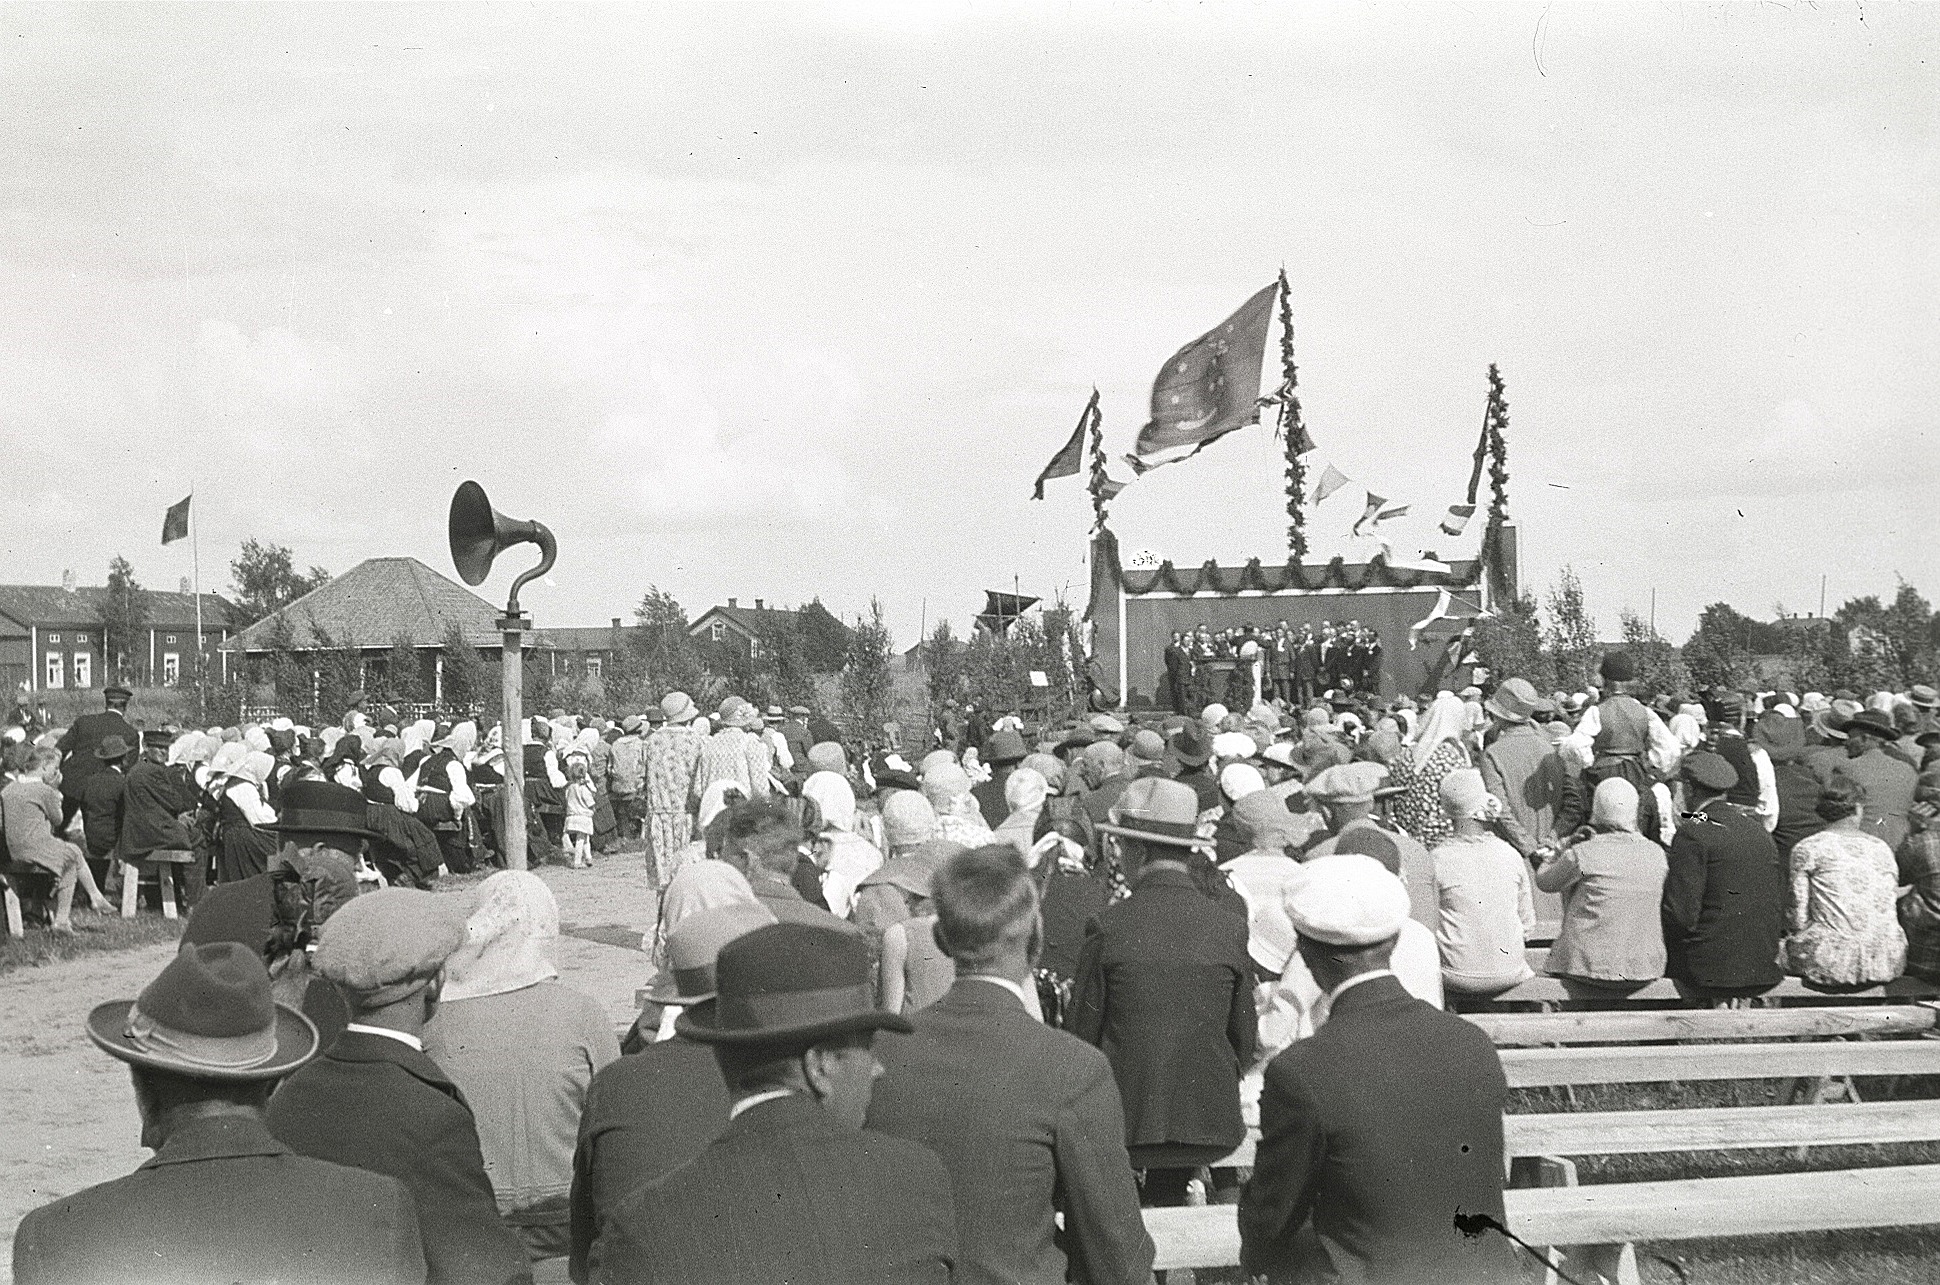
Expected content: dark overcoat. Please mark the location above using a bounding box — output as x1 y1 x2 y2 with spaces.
868 978 1155 1285
598 1093 957 1285
1661 798 1786 993
1239 975 1521 1285
266 1030 532 1285
12 1113 426 1285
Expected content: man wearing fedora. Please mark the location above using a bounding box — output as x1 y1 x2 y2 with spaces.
268 887 533 1285
1239 856 1519 1285
568 902 775 1284
1476 677 1565 861
1070 778 1256 1206
77 730 132 880
1832 708 1918 853
11 941 428 1285
869 846 1155 1285
600 922 959 1284
55 682 139 829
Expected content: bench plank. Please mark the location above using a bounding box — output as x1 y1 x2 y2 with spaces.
1506 1100 1940 1156
1501 1040 1940 1088
1482 974 1940 1007
1468 1004 1940 1047
1144 1165 1940 1269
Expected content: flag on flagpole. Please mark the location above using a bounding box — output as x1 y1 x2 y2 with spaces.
1312 463 1351 505
1033 390 1096 500
1440 503 1476 537
1351 491 1387 536
1128 281 1277 474
161 494 191 545
1096 475 1127 501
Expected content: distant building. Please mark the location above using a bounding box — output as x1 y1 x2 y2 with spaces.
688 598 806 661
0 579 235 694
540 620 638 683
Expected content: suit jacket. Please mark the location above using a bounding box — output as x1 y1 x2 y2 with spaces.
118 760 198 860
55 710 138 802
750 871 864 934
266 1030 532 1285
78 766 126 858
1831 748 1918 854
1239 975 1520 1285
569 1034 730 1284
869 978 1155 1285
1661 799 1785 992
1069 865 1257 1154
12 1113 426 1285
599 1093 958 1285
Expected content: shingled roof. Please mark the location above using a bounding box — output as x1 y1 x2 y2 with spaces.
0 585 235 632
222 557 501 653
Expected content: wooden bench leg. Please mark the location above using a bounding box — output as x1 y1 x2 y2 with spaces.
120 863 140 918
157 869 177 920
3 884 22 938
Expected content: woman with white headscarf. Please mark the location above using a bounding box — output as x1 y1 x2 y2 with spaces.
992 767 1050 863
1430 768 1535 996
212 745 278 884
801 771 883 919
1536 778 1668 989
425 871 619 1264
1388 691 1474 849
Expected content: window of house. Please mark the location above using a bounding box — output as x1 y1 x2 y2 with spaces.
710 621 726 641
48 632 60 644
585 655 603 679
45 651 63 689
162 653 180 686
165 634 177 645
72 652 91 689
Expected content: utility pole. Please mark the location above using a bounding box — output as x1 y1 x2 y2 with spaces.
1649 587 1656 634
1820 574 1827 619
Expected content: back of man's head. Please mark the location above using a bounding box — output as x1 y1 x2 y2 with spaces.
931 844 1039 972
728 796 807 877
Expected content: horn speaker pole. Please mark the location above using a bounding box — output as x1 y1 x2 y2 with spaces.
448 480 558 871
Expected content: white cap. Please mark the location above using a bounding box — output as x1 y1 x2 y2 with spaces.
1282 855 1410 947
1201 703 1230 725
1212 731 1257 762
1219 763 1266 802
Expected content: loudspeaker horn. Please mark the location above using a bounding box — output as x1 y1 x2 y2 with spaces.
448 480 557 615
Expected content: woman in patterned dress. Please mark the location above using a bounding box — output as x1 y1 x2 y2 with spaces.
1785 777 1907 988
1388 690 1472 849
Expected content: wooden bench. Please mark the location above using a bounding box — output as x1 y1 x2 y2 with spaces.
1 860 57 937
1469 950 1940 1009
1149 1003 1940 1281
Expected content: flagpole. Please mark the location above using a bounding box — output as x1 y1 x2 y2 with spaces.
191 483 204 700
1276 268 1308 565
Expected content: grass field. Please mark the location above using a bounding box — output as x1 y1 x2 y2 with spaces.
0 911 183 975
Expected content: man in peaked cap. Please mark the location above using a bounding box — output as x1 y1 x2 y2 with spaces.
569 902 776 1284
1302 763 1437 931
1661 752 1784 1000
599 922 959 1285
1069 778 1256 1206
1240 856 1519 1285
54 683 139 829
12 941 427 1285
268 888 532 1285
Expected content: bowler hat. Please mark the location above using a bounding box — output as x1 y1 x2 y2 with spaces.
643 903 777 1007
261 780 381 840
93 734 134 760
1095 777 1213 849
677 923 913 1045
87 942 318 1081
1171 723 1214 767
983 728 1028 765
1599 651 1638 684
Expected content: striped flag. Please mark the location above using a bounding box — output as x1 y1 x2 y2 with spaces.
1440 503 1476 537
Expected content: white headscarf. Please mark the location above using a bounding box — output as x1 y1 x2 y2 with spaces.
440 871 560 1003
1411 691 1472 771
802 771 858 833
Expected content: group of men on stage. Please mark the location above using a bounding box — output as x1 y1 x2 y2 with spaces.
1164 620 1384 713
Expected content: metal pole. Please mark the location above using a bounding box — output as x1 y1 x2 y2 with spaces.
1649 587 1656 634
1820 575 1827 619
191 483 203 698
500 612 528 871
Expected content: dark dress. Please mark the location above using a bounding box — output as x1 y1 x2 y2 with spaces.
214 790 277 885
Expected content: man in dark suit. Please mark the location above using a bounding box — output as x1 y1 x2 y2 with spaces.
267 887 533 1285
119 730 204 911
600 922 958 1285
869 845 1155 1285
1070 778 1256 1205
55 684 139 828
568 903 775 1284
12 940 427 1285
1662 751 1785 999
1240 855 1521 1285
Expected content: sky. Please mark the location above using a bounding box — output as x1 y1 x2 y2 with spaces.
2 2 1934 651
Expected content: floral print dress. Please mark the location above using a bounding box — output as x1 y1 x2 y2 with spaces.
1389 740 1469 850
1786 827 1907 986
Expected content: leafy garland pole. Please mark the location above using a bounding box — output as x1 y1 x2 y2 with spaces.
1482 363 1512 603
1275 268 1308 564
1085 394 1115 533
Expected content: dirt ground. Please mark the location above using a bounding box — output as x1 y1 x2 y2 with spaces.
0 850 659 1280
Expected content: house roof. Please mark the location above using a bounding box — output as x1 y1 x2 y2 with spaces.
222 557 502 653
0 585 235 632
540 625 635 652
689 603 803 639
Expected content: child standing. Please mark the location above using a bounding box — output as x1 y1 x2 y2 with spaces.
562 754 596 869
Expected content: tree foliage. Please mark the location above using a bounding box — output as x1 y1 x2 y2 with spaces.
1470 593 1553 694
229 538 330 627
795 598 851 673
100 555 151 684
923 618 966 717
1542 566 1600 693
629 586 709 699
381 632 425 705
440 621 492 716
1617 609 1690 700
1683 602 1757 694
1835 580 1937 690
838 598 895 738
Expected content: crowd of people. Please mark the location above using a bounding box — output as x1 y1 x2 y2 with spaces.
9 654 1940 1284
1162 619 1384 715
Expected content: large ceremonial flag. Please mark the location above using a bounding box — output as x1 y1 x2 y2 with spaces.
1128 281 1277 474
161 494 191 545
1033 391 1097 500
